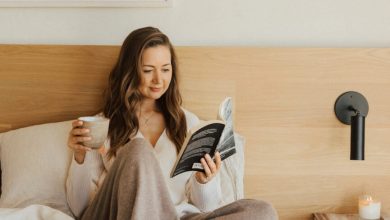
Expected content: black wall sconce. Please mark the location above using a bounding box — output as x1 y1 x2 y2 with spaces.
334 91 369 160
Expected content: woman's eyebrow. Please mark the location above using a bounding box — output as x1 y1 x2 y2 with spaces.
142 63 171 67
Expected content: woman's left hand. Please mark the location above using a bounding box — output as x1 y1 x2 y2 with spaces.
195 151 221 184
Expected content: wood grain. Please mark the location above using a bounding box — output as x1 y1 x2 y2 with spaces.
0 45 118 130
2 46 390 219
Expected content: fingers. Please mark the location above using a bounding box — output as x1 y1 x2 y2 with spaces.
68 136 92 152
72 144 92 152
68 120 92 152
71 128 90 136
72 120 83 128
72 136 92 143
215 151 222 170
205 152 221 174
205 154 217 173
200 157 212 177
71 120 89 135
197 152 222 184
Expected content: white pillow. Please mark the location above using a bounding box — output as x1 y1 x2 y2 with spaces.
0 119 245 215
218 133 245 204
0 121 73 216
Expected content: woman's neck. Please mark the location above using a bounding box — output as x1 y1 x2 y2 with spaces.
139 99 158 113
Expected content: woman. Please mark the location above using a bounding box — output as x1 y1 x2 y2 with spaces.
66 27 277 220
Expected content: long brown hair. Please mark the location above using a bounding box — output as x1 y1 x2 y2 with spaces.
103 27 187 158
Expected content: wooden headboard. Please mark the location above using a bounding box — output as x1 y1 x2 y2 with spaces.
1 45 390 219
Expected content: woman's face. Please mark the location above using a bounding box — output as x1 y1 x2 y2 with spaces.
138 45 172 101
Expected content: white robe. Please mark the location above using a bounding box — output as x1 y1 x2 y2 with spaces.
66 109 223 218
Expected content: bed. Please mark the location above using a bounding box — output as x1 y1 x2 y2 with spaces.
1 45 390 220
0 45 244 219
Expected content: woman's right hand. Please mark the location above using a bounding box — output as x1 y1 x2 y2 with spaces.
67 120 92 164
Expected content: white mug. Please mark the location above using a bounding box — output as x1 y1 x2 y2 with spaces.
78 116 109 149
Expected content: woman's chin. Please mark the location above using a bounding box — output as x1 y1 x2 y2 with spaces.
141 90 166 100
146 94 163 100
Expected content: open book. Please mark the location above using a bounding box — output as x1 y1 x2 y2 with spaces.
170 97 236 178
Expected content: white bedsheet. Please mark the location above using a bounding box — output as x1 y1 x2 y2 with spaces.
0 205 74 220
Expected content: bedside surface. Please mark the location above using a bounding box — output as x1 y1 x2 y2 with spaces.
313 213 387 220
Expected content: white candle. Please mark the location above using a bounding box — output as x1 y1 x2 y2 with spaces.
359 195 381 220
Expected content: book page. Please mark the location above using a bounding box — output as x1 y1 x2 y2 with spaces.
217 97 236 160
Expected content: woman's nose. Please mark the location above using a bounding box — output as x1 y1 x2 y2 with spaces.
153 71 162 83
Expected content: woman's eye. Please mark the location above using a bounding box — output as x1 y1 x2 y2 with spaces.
162 69 170 72
143 70 152 73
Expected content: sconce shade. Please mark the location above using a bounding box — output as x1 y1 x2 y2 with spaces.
334 91 368 161
350 113 365 160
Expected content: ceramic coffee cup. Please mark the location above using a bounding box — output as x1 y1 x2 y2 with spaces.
78 116 109 149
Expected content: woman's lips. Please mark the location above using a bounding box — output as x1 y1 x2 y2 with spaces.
150 87 162 92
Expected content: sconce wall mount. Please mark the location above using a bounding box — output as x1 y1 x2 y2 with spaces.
335 91 369 125
334 91 369 160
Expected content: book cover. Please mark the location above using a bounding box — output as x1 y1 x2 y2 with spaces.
170 97 236 178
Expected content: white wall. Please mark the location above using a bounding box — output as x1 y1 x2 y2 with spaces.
1 0 390 46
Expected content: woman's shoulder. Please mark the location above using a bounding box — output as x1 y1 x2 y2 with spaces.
182 108 200 130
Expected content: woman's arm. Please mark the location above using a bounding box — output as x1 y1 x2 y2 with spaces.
186 172 223 212
66 150 104 218
66 119 106 217
183 109 224 211
186 151 224 212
